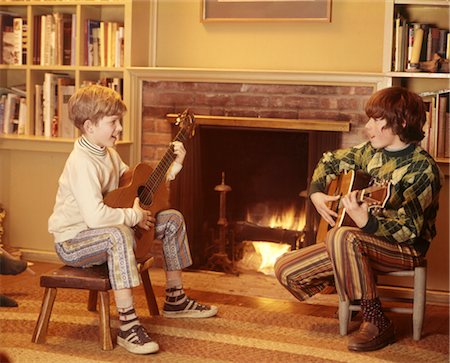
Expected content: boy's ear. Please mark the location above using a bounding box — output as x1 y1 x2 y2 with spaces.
83 119 94 133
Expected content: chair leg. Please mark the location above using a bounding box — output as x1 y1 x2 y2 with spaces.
338 299 350 336
413 266 427 341
140 268 159 316
88 290 98 311
31 287 57 344
98 291 113 351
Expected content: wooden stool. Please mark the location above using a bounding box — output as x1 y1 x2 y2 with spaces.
31 257 159 350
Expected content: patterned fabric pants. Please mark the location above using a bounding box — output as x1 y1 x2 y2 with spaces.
55 209 193 290
274 226 423 302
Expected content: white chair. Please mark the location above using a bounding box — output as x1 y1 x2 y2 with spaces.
337 260 427 341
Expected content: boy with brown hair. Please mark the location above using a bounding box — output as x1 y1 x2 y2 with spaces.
49 85 217 355
275 86 442 351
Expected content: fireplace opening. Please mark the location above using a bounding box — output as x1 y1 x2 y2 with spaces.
168 119 341 272
200 126 309 231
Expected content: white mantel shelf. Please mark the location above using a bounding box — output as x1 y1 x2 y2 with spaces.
129 67 389 88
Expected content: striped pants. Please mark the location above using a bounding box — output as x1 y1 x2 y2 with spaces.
274 226 423 302
55 209 193 290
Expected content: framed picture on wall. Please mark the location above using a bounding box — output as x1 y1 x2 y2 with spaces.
202 0 332 22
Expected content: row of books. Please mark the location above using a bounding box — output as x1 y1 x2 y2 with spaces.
85 19 124 67
0 92 27 135
1 12 125 67
0 12 27 65
34 13 76 66
393 15 450 72
421 90 449 159
0 75 123 138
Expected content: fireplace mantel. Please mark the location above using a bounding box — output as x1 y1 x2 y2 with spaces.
166 113 351 132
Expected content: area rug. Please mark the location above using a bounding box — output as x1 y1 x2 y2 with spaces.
1 280 448 363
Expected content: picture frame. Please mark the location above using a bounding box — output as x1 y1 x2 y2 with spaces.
201 0 332 23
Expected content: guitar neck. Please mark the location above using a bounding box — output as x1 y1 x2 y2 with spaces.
147 127 190 192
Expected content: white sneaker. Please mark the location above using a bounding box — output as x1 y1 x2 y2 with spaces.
163 297 218 319
117 324 159 354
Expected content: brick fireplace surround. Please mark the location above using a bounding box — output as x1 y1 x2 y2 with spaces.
138 75 378 269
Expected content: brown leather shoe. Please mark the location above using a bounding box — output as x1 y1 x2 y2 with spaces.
348 321 395 352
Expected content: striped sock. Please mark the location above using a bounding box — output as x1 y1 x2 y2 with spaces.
165 286 187 309
118 307 140 331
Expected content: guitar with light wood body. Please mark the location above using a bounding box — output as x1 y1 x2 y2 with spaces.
103 109 196 261
315 170 390 244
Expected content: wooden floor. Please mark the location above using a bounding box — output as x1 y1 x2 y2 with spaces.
1 260 449 337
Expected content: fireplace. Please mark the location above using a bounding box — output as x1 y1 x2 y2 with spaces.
141 79 373 270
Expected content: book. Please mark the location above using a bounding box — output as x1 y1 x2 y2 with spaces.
394 14 407 72
13 17 23 65
33 15 41 64
17 97 27 135
409 24 424 69
436 93 449 158
43 73 69 137
57 77 75 138
421 96 434 153
2 20 15 64
0 94 6 134
70 14 76 66
3 93 19 134
34 84 43 136
61 13 73 65
39 14 46 65
85 19 100 66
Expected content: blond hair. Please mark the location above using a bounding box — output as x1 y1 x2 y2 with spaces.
68 84 127 131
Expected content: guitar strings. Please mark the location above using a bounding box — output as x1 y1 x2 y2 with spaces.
138 125 189 206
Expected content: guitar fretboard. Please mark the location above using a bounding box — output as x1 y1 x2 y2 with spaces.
139 125 190 205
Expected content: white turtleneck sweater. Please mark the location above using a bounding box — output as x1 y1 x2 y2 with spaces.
48 136 181 243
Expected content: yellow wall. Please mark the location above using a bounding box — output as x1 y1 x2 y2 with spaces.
156 0 385 72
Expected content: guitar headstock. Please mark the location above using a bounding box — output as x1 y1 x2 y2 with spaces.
175 109 196 138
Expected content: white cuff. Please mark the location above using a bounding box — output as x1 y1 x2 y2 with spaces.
166 161 183 181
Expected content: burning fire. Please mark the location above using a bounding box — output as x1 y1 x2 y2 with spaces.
246 203 305 231
252 241 290 276
239 202 305 275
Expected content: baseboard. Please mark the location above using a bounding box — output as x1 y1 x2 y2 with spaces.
19 249 450 306
20 249 60 264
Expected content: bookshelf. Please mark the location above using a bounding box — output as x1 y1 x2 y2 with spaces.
384 0 450 170
0 0 151 164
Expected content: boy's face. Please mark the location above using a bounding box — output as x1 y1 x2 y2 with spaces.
84 115 123 148
365 117 405 150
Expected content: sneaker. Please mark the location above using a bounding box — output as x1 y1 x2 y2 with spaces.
117 324 159 354
163 297 218 319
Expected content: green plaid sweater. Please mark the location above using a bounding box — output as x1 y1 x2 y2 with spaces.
309 142 443 254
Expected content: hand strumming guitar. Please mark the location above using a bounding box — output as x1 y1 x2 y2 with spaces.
310 192 340 227
133 197 155 231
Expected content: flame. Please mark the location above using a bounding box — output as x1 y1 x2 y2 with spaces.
246 203 305 231
252 241 291 275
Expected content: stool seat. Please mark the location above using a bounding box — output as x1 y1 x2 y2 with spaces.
40 265 111 291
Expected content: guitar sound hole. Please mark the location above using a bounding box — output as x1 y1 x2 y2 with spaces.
137 186 153 206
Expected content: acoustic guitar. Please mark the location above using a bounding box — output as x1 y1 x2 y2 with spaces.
104 109 196 260
315 170 391 244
